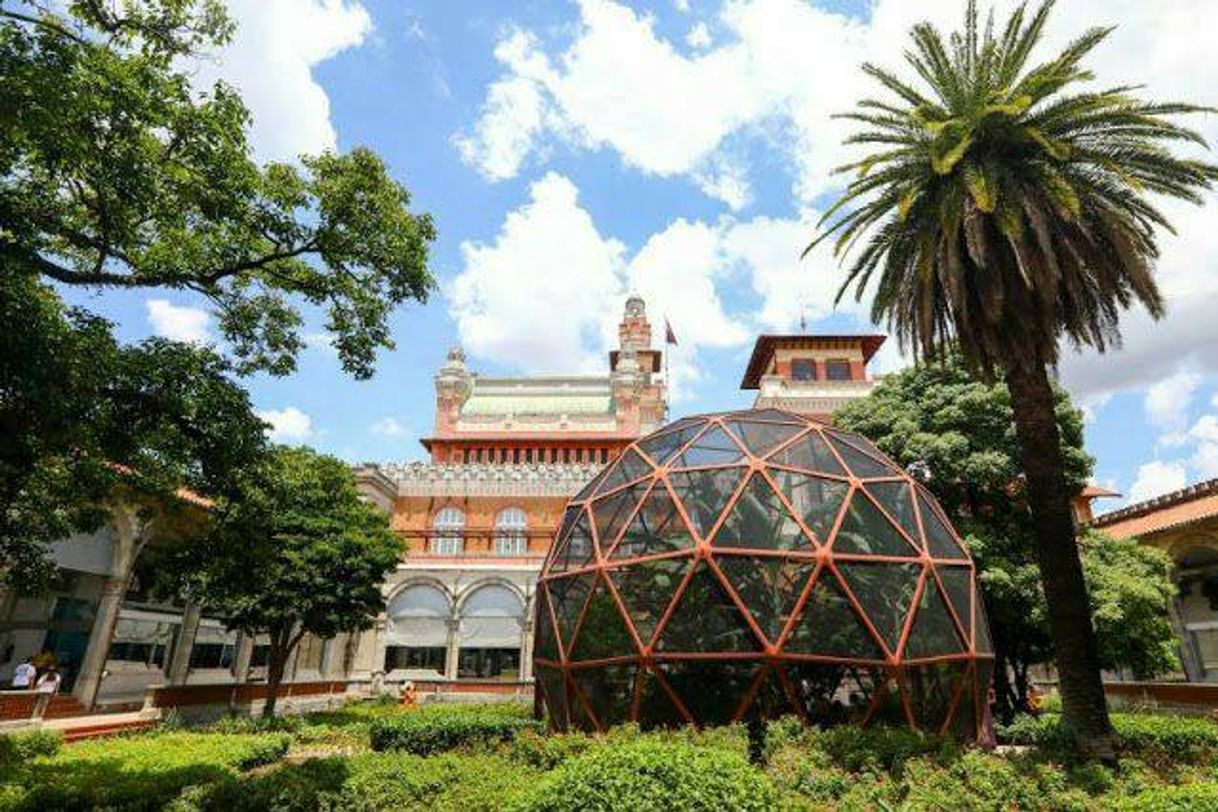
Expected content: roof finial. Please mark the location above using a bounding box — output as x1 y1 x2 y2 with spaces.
799 303 807 333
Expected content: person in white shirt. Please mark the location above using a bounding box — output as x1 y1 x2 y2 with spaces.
32 666 61 719
11 659 35 690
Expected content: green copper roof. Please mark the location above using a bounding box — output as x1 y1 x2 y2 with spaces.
461 393 614 416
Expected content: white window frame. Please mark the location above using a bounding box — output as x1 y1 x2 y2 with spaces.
431 507 465 555
493 507 528 556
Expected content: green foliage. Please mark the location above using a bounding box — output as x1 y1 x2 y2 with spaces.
174 446 401 715
369 703 542 755
1 1 436 380
836 355 1180 715
1002 713 1218 766
506 737 777 812
0 730 60 764
0 732 288 810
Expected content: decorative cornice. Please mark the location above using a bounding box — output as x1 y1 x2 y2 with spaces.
355 462 601 498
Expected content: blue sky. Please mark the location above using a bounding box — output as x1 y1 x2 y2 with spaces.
63 0 1218 511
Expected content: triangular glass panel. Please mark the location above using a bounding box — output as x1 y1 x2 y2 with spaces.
637 422 704 466
905 662 968 734
786 571 884 659
636 669 688 729
611 482 695 560
656 562 759 653
787 664 882 725
547 506 581 570
975 595 993 654
658 660 759 728
950 667 979 740
592 483 647 553
607 557 689 646
735 408 803 424
568 684 598 732
596 448 653 495
671 424 746 468
832 491 921 557
769 471 849 545
868 675 909 727
551 513 596 573
769 432 846 476
537 666 569 731
917 490 968 560
549 573 594 656
571 664 638 731
737 666 795 722
570 577 639 661
667 467 747 540
718 556 815 644
533 585 561 662
903 575 964 659
712 473 812 553
724 419 802 457
837 561 922 654
865 481 921 548
826 434 899 478
938 566 973 646
573 465 612 503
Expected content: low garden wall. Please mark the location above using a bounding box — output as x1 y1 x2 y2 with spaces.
1104 681 1218 715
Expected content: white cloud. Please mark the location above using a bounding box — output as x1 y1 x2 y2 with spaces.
1144 370 1202 431
370 417 413 438
188 0 372 162
686 22 713 49
257 407 316 443
145 299 211 345
1127 460 1188 504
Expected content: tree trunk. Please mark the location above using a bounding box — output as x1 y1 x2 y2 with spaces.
1004 360 1116 762
991 649 1015 725
263 645 286 719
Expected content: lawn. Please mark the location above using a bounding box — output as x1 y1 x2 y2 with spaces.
2 700 1217 810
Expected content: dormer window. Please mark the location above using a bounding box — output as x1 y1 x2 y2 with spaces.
791 359 817 381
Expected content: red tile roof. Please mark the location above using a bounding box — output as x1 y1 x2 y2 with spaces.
1092 478 1218 539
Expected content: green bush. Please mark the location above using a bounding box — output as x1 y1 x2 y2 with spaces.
506 737 776 811
1002 712 1218 765
1113 782 1218 811
369 702 541 755
0 730 60 764
0 732 289 811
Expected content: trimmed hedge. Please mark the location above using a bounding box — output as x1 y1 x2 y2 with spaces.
1002 712 1218 764
0 730 60 764
506 737 776 812
369 702 542 754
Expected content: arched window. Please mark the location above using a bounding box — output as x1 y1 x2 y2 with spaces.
431 507 465 555
494 507 528 556
384 584 451 675
458 584 525 680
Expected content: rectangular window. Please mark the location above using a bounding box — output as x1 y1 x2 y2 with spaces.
825 359 852 381
108 641 168 667
430 536 464 555
494 535 528 556
791 359 817 381
250 645 271 668
457 647 521 680
384 646 446 674
188 642 234 670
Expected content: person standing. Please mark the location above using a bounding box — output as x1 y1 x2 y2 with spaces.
31 666 61 719
11 658 36 690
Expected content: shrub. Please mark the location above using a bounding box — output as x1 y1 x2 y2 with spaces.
0 730 61 764
506 737 777 811
369 702 541 755
1112 782 1218 811
0 732 289 811
1002 713 1218 765
809 725 959 774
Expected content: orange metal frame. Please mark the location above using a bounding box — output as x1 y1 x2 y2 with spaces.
534 408 994 739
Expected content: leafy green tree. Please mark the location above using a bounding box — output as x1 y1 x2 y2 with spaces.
836 356 1178 721
177 446 401 717
811 0 1216 757
1 273 266 586
1 0 436 378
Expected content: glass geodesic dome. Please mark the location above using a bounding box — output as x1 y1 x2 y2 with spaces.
534 408 994 740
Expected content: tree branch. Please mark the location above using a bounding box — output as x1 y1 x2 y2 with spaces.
0 8 88 44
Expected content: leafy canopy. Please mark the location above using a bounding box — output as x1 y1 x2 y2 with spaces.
835 356 1178 695
810 0 1218 373
0 0 436 378
178 446 402 653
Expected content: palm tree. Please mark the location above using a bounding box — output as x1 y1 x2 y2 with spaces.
809 0 1217 760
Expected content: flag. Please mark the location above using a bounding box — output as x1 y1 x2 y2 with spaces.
664 318 678 346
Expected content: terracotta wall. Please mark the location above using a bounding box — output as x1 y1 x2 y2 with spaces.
392 494 569 556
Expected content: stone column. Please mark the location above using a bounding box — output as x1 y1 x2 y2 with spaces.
321 634 347 679
1170 596 1206 682
232 632 254 684
519 618 535 682
445 617 461 681
72 575 126 708
166 602 202 685
369 618 388 692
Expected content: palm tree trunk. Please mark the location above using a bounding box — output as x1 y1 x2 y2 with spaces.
1004 359 1116 762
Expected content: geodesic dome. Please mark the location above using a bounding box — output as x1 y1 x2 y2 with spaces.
534 408 994 740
